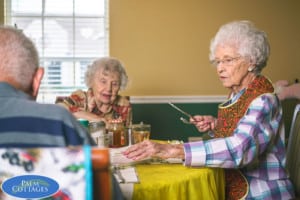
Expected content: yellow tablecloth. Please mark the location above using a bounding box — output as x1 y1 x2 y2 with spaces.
132 164 225 200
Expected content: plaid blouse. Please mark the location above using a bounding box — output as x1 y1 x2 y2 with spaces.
183 93 295 199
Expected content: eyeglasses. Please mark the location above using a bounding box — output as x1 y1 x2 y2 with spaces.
210 56 241 67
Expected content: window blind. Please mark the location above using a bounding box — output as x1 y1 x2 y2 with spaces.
5 0 109 103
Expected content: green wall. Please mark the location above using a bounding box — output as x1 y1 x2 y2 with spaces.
132 103 219 142
132 101 300 142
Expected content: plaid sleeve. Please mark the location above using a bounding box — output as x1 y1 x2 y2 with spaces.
184 93 282 168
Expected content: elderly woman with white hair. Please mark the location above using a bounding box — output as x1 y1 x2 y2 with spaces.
57 57 131 126
123 21 295 199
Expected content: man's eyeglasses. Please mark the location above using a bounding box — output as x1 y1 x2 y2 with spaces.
210 56 241 67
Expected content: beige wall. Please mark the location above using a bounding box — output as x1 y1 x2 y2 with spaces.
110 0 300 96
0 1 3 24
1 1 299 96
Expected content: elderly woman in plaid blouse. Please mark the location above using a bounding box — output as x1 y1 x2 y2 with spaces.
124 21 295 199
56 57 131 126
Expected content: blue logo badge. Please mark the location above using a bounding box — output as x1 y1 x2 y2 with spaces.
1 175 59 199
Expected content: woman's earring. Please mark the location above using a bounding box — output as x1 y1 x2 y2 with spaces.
248 67 253 72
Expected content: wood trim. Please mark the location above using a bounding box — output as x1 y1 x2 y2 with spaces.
130 95 227 104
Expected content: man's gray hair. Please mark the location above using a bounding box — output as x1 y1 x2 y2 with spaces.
0 25 39 91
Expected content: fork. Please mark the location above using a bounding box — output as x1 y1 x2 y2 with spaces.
112 166 126 183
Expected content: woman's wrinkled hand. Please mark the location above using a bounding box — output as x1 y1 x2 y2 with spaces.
123 140 184 161
190 115 217 132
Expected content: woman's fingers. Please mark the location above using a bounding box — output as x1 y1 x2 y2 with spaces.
123 141 153 160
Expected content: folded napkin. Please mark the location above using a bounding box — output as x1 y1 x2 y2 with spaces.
113 167 139 183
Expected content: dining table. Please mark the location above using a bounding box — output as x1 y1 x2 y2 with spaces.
118 162 225 200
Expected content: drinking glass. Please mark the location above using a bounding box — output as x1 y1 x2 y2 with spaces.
131 122 151 144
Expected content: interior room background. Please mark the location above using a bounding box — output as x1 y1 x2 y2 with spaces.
0 0 299 141
1 0 299 98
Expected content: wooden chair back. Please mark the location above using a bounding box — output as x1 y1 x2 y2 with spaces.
91 148 112 200
286 104 300 198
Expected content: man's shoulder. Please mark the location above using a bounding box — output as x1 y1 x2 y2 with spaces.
36 102 73 115
22 101 75 120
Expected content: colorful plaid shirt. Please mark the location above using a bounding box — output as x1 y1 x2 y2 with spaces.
183 93 295 199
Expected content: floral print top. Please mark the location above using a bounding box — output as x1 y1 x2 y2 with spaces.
56 89 132 126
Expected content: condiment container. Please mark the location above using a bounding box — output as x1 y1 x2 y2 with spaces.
89 121 107 147
107 119 127 148
78 118 89 130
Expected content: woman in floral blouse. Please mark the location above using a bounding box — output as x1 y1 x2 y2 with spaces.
56 57 132 126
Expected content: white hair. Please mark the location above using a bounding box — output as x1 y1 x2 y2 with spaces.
85 57 128 90
209 20 270 73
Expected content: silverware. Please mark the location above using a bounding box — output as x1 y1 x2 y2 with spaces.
116 169 125 183
207 131 215 138
168 102 193 118
112 166 126 183
180 117 193 124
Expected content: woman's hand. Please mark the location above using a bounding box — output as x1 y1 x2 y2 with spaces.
87 89 98 112
123 140 185 161
274 80 300 101
190 115 217 132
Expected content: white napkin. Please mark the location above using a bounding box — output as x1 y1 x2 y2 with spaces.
119 183 134 200
114 167 139 183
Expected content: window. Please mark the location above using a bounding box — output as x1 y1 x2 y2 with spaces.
5 0 109 103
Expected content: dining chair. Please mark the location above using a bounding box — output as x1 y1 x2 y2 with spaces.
286 104 300 199
91 147 112 200
0 146 111 200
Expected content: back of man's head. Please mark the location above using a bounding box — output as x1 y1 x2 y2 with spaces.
0 25 39 92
